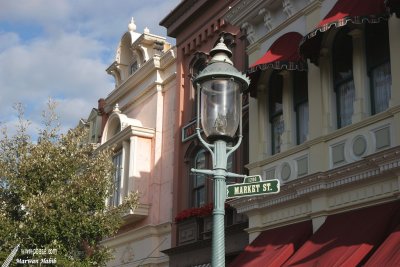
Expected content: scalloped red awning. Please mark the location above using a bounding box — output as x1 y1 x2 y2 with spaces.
247 32 306 97
300 0 389 64
248 32 306 72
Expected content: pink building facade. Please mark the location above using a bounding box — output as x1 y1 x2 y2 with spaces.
82 19 177 267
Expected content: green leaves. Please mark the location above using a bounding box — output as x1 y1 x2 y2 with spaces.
0 101 139 266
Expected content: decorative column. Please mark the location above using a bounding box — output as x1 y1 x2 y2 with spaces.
122 140 129 201
128 136 137 192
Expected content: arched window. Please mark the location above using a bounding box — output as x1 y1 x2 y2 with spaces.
366 21 392 114
269 71 284 154
333 28 355 128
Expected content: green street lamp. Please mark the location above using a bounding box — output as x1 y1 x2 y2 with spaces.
192 37 250 267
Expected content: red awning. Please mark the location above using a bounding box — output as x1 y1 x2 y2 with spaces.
364 223 400 266
300 0 389 63
228 220 312 267
247 32 306 97
282 201 400 267
248 32 306 72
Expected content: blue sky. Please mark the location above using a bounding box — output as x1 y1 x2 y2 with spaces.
0 0 180 136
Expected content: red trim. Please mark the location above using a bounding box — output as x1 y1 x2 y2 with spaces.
300 0 389 63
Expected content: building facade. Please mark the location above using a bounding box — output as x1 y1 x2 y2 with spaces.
223 0 400 265
82 19 177 267
160 1 250 265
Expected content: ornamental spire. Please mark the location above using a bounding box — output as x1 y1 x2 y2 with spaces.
128 17 136 32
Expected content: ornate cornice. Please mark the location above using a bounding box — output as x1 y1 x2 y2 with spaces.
105 48 176 113
230 146 400 214
224 0 264 26
99 124 155 151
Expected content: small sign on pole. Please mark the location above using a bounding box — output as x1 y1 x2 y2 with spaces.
227 175 280 199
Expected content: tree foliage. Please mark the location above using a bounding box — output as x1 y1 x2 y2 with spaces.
0 101 139 266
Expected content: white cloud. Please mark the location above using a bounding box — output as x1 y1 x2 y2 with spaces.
0 31 113 130
0 0 180 134
0 0 70 25
0 32 20 51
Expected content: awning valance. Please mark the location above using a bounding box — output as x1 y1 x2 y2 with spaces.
282 201 400 267
300 0 389 63
247 32 306 97
228 220 312 267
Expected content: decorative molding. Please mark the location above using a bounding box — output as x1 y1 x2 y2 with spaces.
259 8 273 32
261 202 311 225
246 0 322 55
224 0 263 26
241 22 256 44
282 0 294 18
328 179 399 209
100 124 155 151
230 146 400 214
106 47 176 112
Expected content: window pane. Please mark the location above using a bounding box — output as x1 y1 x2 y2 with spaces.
338 80 355 127
333 28 354 128
195 187 205 207
294 71 308 145
193 149 207 207
271 114 284 154
366 22 391 115
333 29 353 84
372 62 391 113
297 102 309 144
269 71 284 155
227 155 233 172
110 152 122 207
194 151 206 187
130 61 138 74
269 73 283 115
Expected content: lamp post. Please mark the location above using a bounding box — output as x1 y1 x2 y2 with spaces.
191 38 250 267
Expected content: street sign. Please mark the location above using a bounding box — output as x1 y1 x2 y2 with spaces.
226 176 280 199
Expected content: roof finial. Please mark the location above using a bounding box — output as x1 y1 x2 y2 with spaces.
144 27 150 34
128 17 136 32
113 103 121 113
